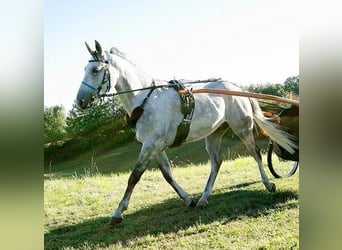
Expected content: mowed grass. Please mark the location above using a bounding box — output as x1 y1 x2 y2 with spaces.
44 140 299 249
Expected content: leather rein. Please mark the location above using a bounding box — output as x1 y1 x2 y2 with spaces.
82 57 298 107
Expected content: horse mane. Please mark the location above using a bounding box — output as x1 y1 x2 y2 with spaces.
110 46 140 70
110 47 126 59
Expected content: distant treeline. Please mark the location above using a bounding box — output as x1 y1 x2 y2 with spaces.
246 75 299 98
44 97 134 166
44 76 299 165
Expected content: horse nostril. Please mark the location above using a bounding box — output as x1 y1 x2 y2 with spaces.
82 100 88 109
77 99 87 109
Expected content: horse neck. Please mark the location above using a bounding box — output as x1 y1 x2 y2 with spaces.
110 54 153 115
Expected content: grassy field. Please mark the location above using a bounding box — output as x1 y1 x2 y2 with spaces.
44 138 299 249
45 134 256 177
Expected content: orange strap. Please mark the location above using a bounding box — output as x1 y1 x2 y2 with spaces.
178 88 299 107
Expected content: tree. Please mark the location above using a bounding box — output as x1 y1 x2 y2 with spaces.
66 97 126 136
45 98 133 165
283 75 299 95
44 105 67 142
65 96 132 153
247 83 285 97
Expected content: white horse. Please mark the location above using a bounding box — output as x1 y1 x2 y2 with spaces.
76 41 297 225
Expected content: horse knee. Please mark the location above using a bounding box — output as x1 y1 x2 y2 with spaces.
128 164 146 185
161 170 173 184
215 157 222 170
209 154 222 171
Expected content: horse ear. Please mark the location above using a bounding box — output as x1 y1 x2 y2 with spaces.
85 42 95 56
95 40 102 55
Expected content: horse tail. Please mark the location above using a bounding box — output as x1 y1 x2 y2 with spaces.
250 98 298 154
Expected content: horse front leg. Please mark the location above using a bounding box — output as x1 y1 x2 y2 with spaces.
155 151 196 207
109 162 146 225
109 144 155 225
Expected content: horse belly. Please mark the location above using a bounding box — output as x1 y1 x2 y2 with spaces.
185 95 226 143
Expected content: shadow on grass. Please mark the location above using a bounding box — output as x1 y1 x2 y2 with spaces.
45 182 298 249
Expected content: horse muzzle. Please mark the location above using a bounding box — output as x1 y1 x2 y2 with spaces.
76 92 95 109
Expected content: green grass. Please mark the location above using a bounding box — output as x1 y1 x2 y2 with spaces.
44 139 299 249
44 135 266 178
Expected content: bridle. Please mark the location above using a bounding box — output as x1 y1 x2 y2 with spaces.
81 58 111 102
80 41 174 105
81 56 170 102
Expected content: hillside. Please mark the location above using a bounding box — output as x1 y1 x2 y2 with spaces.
44 134 269 178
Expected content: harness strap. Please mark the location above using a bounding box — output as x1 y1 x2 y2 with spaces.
81 81 97 91
168 80 195 148
125 82 156 127
101 84 169 97
125 80 196 146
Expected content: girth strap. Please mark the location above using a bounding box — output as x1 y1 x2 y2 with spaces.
168 80 195 148
125 80 196 148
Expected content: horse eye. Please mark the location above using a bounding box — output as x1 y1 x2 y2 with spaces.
92 67 100 75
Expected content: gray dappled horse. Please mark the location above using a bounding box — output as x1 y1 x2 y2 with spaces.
76 41 297 225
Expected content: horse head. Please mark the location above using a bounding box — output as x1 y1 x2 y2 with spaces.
76 40 112 109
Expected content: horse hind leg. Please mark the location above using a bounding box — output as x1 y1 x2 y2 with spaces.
233 126 276 193
197 123 229 207
239 131 276 193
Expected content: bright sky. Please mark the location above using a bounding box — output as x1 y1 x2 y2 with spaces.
44 0 298 112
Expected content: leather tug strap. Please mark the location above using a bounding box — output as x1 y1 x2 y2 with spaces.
125 87 155 127
125 80 195 148
168 80 195 148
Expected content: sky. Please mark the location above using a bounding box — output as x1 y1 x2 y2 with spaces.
44 0 298 112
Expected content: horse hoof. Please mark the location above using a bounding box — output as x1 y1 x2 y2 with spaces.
267 182 276 193
197 200 208 208
108 216 123 225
